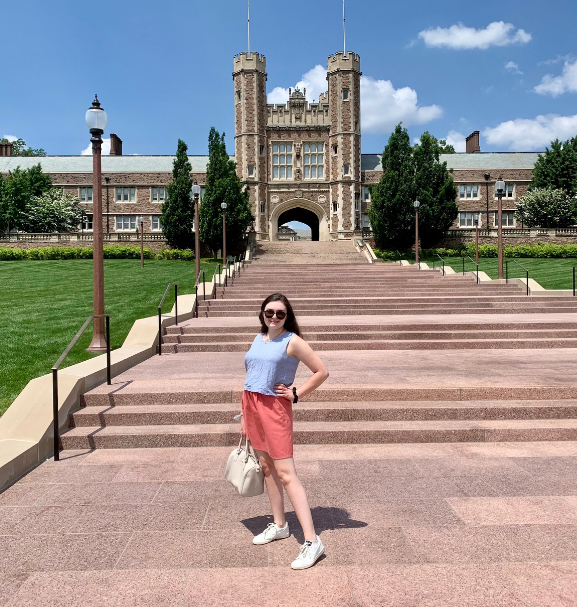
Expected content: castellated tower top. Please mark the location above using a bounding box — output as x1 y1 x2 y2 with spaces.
233 52 266 74
327 52 361 74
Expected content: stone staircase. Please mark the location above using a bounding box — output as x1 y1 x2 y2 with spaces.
61 256 577 451
252 240 368 264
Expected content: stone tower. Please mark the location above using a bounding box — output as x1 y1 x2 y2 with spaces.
327 52 362 235
233 52 268 233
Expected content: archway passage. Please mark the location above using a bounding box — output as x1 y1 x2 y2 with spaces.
277 207 320 241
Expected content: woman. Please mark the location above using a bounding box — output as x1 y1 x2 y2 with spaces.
240 292 329 570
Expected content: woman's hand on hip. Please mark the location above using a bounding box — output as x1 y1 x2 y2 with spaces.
274 383 294 402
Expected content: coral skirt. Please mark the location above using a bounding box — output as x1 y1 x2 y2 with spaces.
242 390 293 460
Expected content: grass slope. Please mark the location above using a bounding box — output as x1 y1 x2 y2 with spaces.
0 259 219 416
418 257 577 290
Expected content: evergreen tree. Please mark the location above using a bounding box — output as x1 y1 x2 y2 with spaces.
531 138 577 197
368 124 416 250
413 132 459 248
199 128 253 258
161 139 194 250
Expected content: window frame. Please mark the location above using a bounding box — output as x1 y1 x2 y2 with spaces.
151 187 166 203
115 215 137 231
79 187 93 203
271 142 293 180
332 202 338 213
459 184 480 199
302 142 325 180
342 89 350 100
343 164 350 177
81 213 93 231
494 211 516 227
116 187 136 203
150 216 163 231
494 183 515 199
459 211 481 228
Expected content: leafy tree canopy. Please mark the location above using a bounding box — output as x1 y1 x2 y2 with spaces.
20 189 83 233
368 125 458 250
160 139 194 250
531 137 577 197
0 138 46 156
0 164 53 232
438 139 456 154
199 127 253 257
515 188 577 229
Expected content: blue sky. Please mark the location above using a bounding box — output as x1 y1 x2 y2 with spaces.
2 0 577 156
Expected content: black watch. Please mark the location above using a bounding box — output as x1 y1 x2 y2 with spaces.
292 387 299 404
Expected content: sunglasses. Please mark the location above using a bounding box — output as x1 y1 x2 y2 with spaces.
263 309 287 320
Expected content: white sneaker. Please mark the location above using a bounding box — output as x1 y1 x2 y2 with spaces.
253 522 290 545
291 535 324 570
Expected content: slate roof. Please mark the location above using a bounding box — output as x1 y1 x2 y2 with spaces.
0 152 541 174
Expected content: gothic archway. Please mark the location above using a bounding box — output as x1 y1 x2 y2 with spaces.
269 198 330 241
278 207 319 241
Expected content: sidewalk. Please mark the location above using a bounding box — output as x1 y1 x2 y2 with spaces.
1 442 576 606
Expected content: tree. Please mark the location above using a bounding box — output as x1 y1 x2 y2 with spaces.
199 128 253 258
0 138 46 156
160 139 194 250
438 139 456 154
20 190 83 233
368 125 458 250
0 164 53 232
531 138 577 197
412 132 459 247
515 188 576 228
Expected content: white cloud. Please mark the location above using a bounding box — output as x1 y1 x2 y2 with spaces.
267 64 329 104
534 58 577 97
268 65 442 134
483 114 577 151
538 54 572 66
81 138 111 155
445 130 466 152
2 134 18 142
361 76 442 133
505 61 523 75
418 21 532 50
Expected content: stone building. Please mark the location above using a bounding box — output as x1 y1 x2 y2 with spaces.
0 50 549 243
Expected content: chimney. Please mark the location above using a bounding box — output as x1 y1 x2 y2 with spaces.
466 131 481 154
0 141 13 157
109 133 123 156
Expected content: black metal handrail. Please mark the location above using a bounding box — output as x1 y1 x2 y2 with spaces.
193 271 204 318
434 253 446 276
573 267 576 297
394 250 402 265
158 283 178 355
506 259 529 296
462 254 480 284
52 314 111 461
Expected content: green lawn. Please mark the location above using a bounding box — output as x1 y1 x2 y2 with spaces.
0 259 220 416
415 257 577 290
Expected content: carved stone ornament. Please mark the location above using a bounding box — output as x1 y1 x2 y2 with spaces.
295 190 303 199
295 143 302 157
318 195 326 203
271 195 280 204
295 168 302 181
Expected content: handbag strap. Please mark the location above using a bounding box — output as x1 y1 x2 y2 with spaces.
244 438 261 465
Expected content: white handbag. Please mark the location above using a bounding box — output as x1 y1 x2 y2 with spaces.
225 437 265 497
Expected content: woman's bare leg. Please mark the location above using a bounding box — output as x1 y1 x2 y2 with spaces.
273 457 316 541
256 449 286 527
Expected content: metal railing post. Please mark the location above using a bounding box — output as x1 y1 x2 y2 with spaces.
203 271 205 300
175 284 178 324
462 257 465 275
52 368 59 461
158 307 162 355
506 261 508 283
573 267 575 297
476 263 479 284
526 270 529 296
105 315 111 385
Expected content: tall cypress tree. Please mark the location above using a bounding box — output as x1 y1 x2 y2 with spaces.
368 124 416 250
161 139 194 250
413 132 458 248
199 128 253 258
531 138 577 197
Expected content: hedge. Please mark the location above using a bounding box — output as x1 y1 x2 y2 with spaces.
0 246 188 261
375 243 577 260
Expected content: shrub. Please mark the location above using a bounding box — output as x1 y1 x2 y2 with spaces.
103 245 155 259
0 247 26 260
156 248 194 260
0 245 190 261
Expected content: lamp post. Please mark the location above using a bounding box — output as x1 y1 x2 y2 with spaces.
139 215 144 268
413 200 420 267
192 184 201 282
474 218 479 264
221 202 228 267
484 172 491 230
85 95 108 352
105 177 110 234
496 177 505 279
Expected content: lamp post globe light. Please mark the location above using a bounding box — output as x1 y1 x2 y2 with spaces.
413 200 420 268
191 184 201 282
85 95 108 352
221 202 228 267
495 177 505 279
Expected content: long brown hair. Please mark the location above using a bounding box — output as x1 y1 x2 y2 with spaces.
259 293 301 337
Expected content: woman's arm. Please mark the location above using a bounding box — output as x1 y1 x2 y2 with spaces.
274 335 329 402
